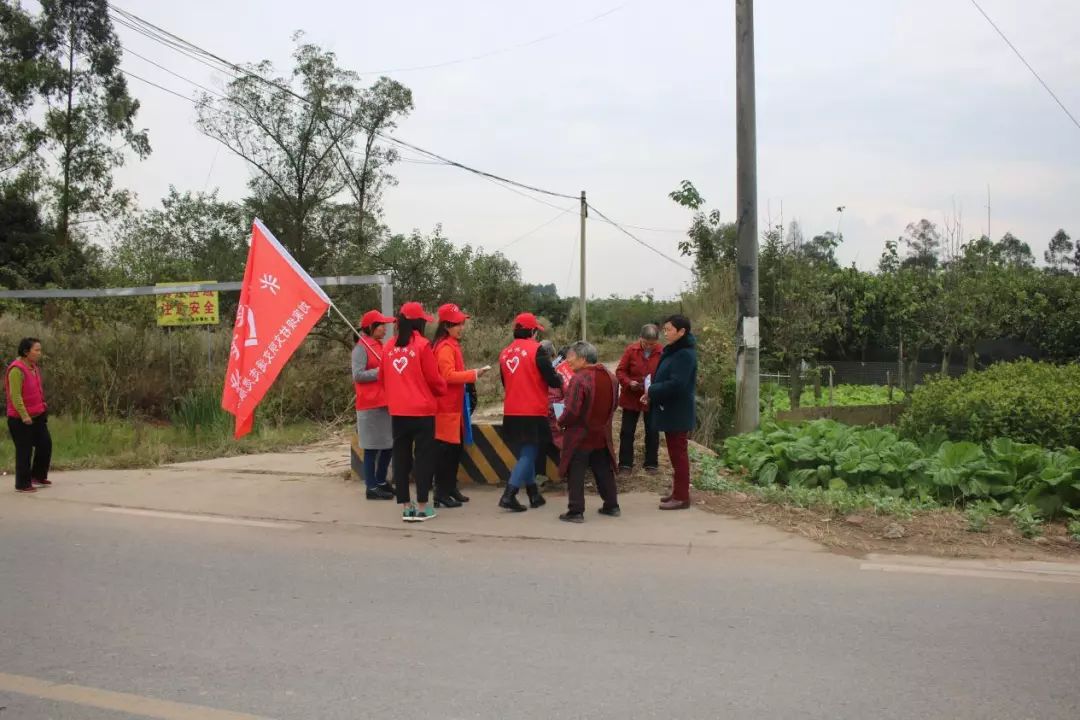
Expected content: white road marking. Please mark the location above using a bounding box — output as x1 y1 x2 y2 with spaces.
93 506 301 530
0 672 275 720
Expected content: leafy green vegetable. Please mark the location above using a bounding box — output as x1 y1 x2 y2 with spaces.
721 419 1080 518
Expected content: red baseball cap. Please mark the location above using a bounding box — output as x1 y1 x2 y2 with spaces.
438 303 470 324
359 309 395 328
399 301 434 322
513 312 544 331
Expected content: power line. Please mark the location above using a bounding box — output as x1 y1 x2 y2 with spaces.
108 4 579 201
968 0 1080 132
122 45 230 99
495 208 576 252
354 2 631 76
118 67 198 104
586 203 692 271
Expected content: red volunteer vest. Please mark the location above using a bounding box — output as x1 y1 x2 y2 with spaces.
383 332 439 417
354 334 386 410
501 338 549 417
5 359 46 418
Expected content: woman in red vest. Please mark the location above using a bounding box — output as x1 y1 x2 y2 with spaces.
5 337 51 493
352 309 396 500
498 313 564 512
380 302 447 522
432 303 491 508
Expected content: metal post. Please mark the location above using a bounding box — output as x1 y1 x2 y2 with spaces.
579 190 587 341
380 280 394 318
734 0 760 434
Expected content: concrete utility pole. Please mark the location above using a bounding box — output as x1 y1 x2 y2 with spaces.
579 190 588 341
734 0 760 434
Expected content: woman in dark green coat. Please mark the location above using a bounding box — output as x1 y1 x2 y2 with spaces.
643 315 697 510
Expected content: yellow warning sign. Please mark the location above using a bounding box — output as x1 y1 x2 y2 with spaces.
155 282 220 327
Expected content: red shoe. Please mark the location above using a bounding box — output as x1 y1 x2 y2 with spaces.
32 479 52 487
659 498 690 510
16 487 37 494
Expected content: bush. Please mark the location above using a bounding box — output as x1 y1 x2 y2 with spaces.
899 360 1080 449
0 315 355 422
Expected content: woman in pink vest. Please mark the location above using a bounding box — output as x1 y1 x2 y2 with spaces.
5 337 52 493
352 310 396 500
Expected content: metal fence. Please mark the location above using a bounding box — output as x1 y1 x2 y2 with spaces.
762 361 968 389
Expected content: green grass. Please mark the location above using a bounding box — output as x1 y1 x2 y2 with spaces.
0 415 325 472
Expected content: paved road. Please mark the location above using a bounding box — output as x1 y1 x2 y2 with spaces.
2 499 1078 720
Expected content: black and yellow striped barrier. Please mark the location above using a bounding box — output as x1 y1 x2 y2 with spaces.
351 424 560 486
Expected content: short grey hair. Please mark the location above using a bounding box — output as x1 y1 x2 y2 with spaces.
539 339 556 356
566 341 598 364
641 324 660 341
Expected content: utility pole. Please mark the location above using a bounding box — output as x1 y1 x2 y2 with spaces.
734 0 760 434
986 184 992 240
579 190 588 341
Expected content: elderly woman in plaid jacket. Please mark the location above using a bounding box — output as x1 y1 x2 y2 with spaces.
556 341 621 523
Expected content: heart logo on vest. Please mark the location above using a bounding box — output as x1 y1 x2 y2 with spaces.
505 356 520 374
392 356 409 374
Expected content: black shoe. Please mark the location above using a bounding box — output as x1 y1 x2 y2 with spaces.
366 486 395 500
526 484 546 509
559 512 585 523
598 505 621 517
434 495 462 509
499 487 527 512
643 465 659 474
449 489 470 503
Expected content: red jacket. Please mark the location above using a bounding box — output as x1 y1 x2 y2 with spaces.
433 337 477 444
380 332 447 417
354 334 386 410
615 341 661 411
501 338 549 417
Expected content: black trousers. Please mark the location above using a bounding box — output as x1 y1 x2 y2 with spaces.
8 412 52 490
618 408 659 469
567 448 618 515
391 416 437 504
435 440 463 497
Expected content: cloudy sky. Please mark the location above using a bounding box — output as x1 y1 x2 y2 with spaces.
97 0 1080 298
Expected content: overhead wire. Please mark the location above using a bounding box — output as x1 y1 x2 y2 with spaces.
353 2 630 76
495 207 576 253
109 3 688 268
586 203 692 271
968 0 1080 132
108 4 579 201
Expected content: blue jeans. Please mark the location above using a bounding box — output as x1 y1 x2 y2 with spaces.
363 448 392 489
509 443 539 489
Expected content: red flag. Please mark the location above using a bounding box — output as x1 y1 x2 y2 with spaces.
222 219 330 437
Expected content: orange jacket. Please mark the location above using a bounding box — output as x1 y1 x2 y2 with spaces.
434 337 477 444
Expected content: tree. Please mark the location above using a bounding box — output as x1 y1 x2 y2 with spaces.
669 180 736 273
900 219 941 269
37 0 150 242
197 37 366 268
1044 229 1074 275
376 226 529 317
335 76 412 244
995 232 1034 269
0 0 45 177
104 188 247 286
527 284 572 327
801 231 841 267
